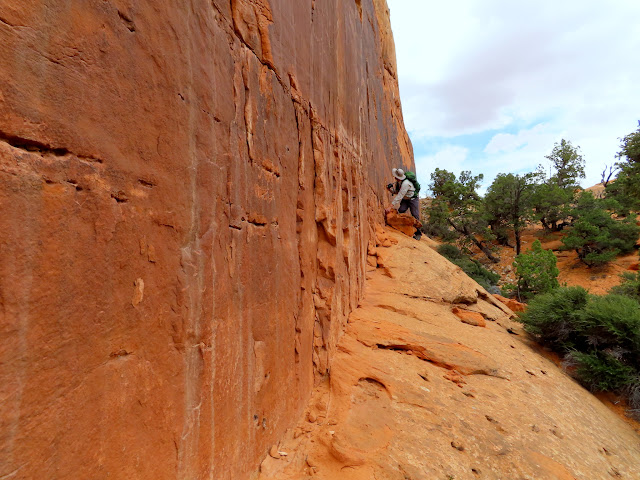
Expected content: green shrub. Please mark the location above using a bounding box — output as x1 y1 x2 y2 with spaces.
437 244 500 292
607 218 640 253
466 263 501 292
610 271 640 303
437 243 463 260
605 169 640 214
562 192 639 267
575 295 640 358
509 240 559 301
605 125 640 214
421 220 457 242
626 380 640 416
519 288 640 413
570 351 636 392
518 286 589 349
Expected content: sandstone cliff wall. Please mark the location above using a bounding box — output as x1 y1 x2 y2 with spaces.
0 1 412 478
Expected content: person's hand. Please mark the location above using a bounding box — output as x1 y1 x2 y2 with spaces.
385 207 393 214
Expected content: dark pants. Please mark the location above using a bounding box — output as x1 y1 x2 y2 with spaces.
398 197 421 237
398 197 420 220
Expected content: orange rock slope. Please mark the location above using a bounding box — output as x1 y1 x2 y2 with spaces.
258 229 640 480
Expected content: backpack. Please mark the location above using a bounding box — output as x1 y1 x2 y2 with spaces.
404 171 421 198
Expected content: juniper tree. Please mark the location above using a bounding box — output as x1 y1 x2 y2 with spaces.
485 172 537 255
562 192 639 267
605 124 640 213
530 181 573 232
530 139 585 232
427 168 499 263
545 139 585 189
509 240 560 301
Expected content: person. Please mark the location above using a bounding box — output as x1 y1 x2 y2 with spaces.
385 168 422 240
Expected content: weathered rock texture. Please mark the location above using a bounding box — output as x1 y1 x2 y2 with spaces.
0 1 412 478
385 209 421 237
494 294 526 313
258 230 640 480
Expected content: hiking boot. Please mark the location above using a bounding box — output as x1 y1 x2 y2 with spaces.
413 232 422 241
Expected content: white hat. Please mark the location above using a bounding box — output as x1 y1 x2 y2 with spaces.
392 168 406 180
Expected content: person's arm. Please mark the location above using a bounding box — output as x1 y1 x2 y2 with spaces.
391 180 410 209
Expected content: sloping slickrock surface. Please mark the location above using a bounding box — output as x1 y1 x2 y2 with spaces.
258 230 640 480
0 1 412 478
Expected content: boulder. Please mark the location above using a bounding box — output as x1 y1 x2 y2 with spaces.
494 295 526 313
452 307 486 327
385 210 422 237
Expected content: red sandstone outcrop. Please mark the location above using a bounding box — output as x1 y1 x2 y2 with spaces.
384 209 422 236
494 294 527 313
452 306 487 327
0 1 412 478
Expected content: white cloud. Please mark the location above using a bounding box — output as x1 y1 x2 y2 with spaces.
484 124 554 155
415 145 469 191
388 0 640 188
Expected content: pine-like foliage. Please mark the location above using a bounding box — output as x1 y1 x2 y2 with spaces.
519 288 640 415
610 271 640 302
605 124 640 214
436 244 500 292
562 192 639 267
569 351 636 392
427 169 500 263
508 240 559 301
518 286 588 349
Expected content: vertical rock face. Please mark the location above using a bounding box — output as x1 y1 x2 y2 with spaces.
0 1 412 479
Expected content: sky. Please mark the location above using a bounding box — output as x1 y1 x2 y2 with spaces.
386 0 640 195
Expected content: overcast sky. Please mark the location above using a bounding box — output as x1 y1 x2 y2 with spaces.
387 0 640 195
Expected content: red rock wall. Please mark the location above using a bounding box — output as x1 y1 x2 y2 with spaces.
0 1 413 478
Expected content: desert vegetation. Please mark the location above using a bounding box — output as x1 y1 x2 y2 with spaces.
519 286 640 417
426 124 640 417
436 244 501 293
426 124 639 272
426 125 640 267
504 239 560 301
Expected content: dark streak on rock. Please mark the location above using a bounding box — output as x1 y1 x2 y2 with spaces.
111 191 129 203
117 10 136 32
138 178 156 188
109 349 132 358
0 130 104 164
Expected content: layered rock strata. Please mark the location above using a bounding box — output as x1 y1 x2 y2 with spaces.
0 1 412 478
